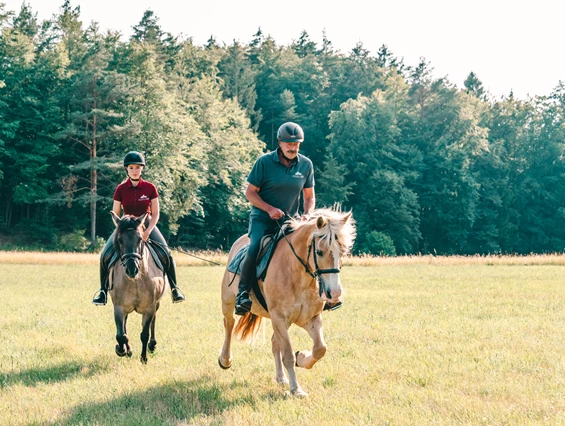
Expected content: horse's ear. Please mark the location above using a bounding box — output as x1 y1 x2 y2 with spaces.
342 212 352 224
316 215 326 229
136 213 148 227
110 211 120 227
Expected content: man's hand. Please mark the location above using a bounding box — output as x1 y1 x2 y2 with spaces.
268 207 285 220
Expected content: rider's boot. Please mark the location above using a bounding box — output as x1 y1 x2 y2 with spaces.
166 255 185 303
93 273 109 306
323 301 343 311
235 281 252 316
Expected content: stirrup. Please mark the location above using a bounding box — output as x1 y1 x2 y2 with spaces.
92 289 107 306
171 287 186 303
235 291 252 315
323 301 342 311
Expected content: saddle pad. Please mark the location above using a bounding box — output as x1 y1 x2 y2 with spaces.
227 231 282 279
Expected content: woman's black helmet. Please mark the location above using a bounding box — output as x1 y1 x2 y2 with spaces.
277 122 304 143
123 151 145 167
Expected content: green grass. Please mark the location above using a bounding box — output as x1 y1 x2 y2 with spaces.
2 263 565 425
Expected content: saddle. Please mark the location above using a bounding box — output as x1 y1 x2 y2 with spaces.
227 223 294 311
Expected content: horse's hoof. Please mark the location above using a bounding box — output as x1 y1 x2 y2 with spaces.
148 341 157 353
127 350 132 357
291 388 309 398
276 376 289 386
140 356 148 364
218 357 231 370
115 345 127 357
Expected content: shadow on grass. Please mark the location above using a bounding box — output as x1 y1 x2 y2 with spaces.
0 359 106 388
56 376 258 425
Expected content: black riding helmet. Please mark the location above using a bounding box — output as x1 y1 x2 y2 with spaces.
123 151 146 167
277 122 304 143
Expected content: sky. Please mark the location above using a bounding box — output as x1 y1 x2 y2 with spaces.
2 0 564 100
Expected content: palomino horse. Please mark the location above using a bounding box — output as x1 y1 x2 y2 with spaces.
219 208 356 397
109 211 167 363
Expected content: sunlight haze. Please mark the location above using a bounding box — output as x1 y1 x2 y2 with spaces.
2 0 564 99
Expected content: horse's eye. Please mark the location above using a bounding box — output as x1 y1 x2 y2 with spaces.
316 250 324 257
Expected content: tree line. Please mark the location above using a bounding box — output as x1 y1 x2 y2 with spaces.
1 1 565 255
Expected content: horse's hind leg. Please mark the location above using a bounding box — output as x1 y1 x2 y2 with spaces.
148 302 159 353
296 314 326 369
114 306 131 357
140 310 155 364
219 274 236 369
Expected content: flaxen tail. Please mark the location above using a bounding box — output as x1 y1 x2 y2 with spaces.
233 312 263 342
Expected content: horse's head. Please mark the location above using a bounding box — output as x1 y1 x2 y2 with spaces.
300 208 356 304
111 211 148 279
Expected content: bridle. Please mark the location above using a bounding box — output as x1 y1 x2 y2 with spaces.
278 219 341 299
118 229 145 267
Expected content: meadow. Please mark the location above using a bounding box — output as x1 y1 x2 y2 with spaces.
2 253 565 425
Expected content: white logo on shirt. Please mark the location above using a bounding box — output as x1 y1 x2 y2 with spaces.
139 195 149 200
293 171 304 178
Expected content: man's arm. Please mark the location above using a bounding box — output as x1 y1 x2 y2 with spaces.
246 183 284 220
302 187 315 215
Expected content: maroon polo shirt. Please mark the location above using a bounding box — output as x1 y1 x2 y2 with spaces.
113 178 158 217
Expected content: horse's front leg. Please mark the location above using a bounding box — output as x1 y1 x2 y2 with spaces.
140 309 155 364
218 273 236 369
148 301 159 353
272 332 288 385
271 315 307 398
296 313 326 369
114 306 131 357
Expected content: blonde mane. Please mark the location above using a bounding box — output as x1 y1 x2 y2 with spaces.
289 207 356 254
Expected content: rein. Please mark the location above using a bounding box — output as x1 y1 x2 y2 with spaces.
276 218 341 299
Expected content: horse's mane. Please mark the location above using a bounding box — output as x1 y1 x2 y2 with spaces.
289 207 356 254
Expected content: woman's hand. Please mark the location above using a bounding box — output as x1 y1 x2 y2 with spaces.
142 229 151 242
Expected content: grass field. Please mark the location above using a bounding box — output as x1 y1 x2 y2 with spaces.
2 256 565 425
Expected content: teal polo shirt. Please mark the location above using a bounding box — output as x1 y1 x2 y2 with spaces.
247 148 315 219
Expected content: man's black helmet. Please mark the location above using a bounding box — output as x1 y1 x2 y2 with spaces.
277 122 304 143
123 151 146 167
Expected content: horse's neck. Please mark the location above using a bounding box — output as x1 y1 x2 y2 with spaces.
286 223 315 259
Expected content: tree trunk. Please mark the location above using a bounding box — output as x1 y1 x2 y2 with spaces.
90 110 98 247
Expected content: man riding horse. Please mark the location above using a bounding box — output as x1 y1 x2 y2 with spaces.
235 122 340 315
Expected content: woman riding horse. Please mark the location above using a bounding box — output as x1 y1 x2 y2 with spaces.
92 151 185 306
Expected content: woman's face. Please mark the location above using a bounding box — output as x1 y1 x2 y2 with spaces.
127 164 143 180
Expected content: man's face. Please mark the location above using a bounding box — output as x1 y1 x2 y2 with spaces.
279 142 301 160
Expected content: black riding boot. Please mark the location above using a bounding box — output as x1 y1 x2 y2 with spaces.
235 281 252 316
323 301 343 311
166 255 185 303
93 261 109 306
93 238 114 306
235 254 255 315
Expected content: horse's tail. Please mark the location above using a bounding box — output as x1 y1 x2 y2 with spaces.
233 312 263 342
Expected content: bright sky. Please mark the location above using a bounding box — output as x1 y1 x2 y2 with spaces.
3 0 564 99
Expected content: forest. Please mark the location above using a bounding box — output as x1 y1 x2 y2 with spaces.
1 1 565 255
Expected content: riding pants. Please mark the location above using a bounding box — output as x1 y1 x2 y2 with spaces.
238 215 279 292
